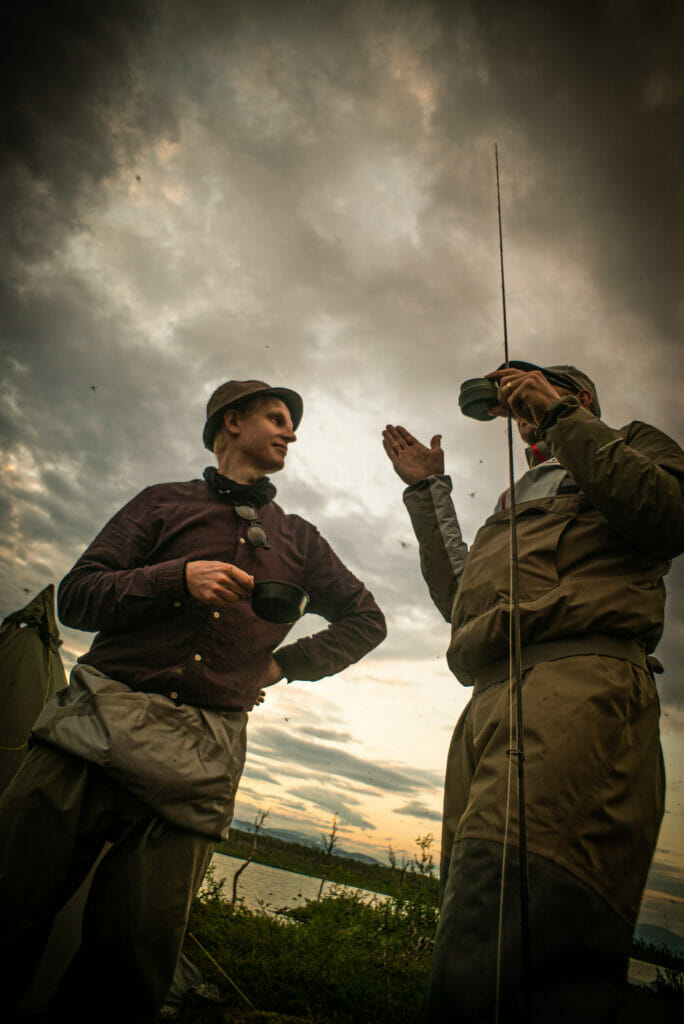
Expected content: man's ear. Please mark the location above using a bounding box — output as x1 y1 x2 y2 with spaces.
577 389 594 413
224 408 242 437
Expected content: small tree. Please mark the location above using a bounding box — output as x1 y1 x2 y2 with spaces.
387 844 409 893
317 813 339 898
412 834 435 878
232 808 269 904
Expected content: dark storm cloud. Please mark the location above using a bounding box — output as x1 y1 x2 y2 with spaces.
0 1 202 608
432 0 684 350
394 800 442 823
248 726 443 794
0 270 195 472
297 725 356 743
1 1 386 612
1 1 166 262
288 784 375 830
240 762 280 787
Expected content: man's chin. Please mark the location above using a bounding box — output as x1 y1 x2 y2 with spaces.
265 451 287 473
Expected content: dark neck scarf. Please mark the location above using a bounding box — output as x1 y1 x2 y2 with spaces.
203 466 276 507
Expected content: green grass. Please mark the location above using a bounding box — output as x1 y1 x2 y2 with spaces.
179 870 437 1024
175 868 684 1024
176 831 684 1023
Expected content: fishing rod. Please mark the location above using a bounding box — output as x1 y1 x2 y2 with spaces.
495 142 534 1021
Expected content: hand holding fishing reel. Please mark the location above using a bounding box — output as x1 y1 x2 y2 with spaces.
459 363 571 424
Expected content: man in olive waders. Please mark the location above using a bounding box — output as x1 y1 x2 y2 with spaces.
0 379 386 1023
383 361 684 1022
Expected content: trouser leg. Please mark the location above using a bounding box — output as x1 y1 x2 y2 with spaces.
425 838 632 1023
425 657 663 1023
438 704 475 904
47 812 216 1024
0 744 105 1010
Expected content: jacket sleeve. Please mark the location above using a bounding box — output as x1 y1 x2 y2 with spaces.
539 397 684 559
402 474 469 623
58 488 187 633
272 527 386 682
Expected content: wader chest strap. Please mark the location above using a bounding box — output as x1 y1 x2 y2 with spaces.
473 633 652 695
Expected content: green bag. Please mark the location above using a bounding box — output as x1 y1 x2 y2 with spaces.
0 584 67 794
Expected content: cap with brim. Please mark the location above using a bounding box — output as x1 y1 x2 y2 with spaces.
203 379 304 451
497 360 600 417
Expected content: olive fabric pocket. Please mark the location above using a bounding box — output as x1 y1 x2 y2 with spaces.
452 499 577 627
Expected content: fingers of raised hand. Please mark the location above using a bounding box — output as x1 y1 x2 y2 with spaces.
383 425 424 454
382 430 399 457
383 426 444 484
394 425 420 446
383 425 409 452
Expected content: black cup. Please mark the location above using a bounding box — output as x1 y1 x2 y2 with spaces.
251 581 310 624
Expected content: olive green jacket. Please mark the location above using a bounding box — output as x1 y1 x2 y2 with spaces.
404 397 684 685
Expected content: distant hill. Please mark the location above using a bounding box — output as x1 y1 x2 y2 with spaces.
232 818 318 849
635 922 684 957
231 818 381 864
335 847 381 865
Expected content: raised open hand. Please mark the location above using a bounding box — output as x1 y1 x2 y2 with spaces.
382 425 444 486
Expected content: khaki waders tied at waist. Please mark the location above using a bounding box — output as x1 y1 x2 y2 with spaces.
30 664 248 839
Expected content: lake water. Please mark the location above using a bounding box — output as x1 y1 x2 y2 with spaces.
206 853 671 989
206 851 387 913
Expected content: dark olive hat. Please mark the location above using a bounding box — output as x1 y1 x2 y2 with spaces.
203 380 304 451
498 360 601 417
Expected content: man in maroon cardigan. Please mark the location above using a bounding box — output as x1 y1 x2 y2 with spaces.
0 380 386 1024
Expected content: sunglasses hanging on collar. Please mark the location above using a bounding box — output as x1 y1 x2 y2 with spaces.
233 503 270 549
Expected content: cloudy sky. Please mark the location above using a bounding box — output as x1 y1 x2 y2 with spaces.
2 1 683 935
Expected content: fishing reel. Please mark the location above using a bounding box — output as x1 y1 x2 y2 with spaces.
458 378 500 421
459 361 586 422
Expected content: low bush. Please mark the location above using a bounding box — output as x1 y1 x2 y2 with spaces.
180 870 437 1023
